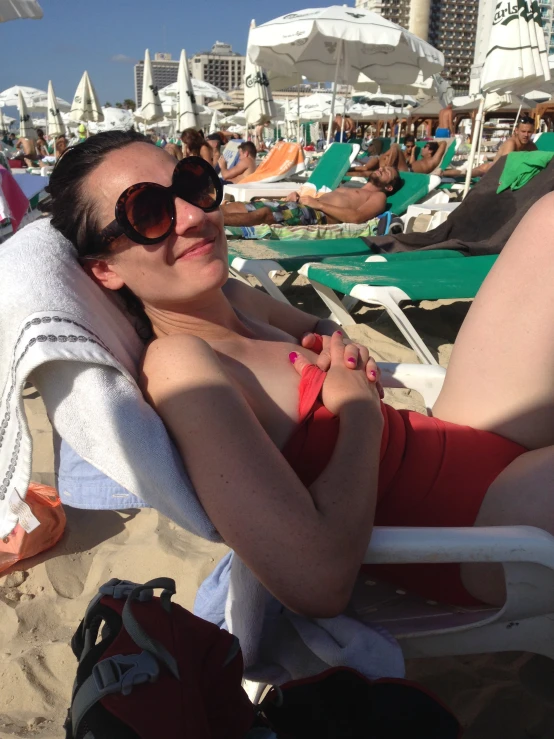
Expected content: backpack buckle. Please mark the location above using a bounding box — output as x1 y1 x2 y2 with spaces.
99 579 154 602
92 651 160 697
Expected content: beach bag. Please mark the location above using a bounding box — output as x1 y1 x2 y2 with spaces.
0 482 66 574
64 577 256 739
258 668 462 738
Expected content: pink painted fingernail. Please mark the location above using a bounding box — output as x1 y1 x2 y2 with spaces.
289 352 298 363
336 330 343 335
369 370 377 378
347 357 356 364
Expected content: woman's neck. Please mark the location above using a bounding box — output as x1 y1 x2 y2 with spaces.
146 288 251 342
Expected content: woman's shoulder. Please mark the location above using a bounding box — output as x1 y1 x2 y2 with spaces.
140 333 221 394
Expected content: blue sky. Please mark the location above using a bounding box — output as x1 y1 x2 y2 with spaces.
1 0 315 109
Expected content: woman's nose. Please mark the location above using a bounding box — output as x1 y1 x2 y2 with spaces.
173 196 208 235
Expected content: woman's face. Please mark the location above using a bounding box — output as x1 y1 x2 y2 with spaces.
85 142 228 310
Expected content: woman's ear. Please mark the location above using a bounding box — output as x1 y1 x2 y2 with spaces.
82 258 125 291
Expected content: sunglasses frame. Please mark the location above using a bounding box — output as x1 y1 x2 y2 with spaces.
95 156 223 249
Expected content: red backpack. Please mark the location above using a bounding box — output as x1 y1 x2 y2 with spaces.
65 577 255 739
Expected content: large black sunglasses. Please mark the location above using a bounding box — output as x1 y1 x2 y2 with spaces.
95 156 223 248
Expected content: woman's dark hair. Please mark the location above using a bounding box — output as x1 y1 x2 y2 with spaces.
45 129 156 339
180 128 205 154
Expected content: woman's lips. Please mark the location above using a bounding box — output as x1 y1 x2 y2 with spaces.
176 238 216 260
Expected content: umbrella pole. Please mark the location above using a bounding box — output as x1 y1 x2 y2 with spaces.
296 75 301 144
463 96 485 199
397 96 404 142
512 102 523 133
326 39 343 146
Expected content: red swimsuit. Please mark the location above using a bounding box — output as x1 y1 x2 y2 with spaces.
282 360 526 605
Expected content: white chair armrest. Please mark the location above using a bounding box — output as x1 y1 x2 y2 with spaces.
378 362 446 412
365 525 554 568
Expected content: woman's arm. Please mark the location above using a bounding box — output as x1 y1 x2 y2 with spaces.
141 333 382 617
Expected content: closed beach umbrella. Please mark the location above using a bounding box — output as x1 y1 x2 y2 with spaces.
176 49 197 132
46 80 65 136
17 87 36 139
135 49 164 126
0 0 42 22
248 6 444 144
244 19 276 126
69 71 104 123
209 109 219 134
464 0 550 196
0 106 5 131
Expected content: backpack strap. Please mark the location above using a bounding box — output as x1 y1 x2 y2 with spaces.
71 651 160 737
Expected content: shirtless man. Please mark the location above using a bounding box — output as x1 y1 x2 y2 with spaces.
222 166 401 227
347 135 417 177
444 116 537 179
14 134 38 168
386 140 447 174
218 141 257 183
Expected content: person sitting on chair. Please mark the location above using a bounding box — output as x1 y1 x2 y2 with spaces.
222 166 401 227
44 129 554 617
218 141 257 184
443 115 538 180
347 137 445 177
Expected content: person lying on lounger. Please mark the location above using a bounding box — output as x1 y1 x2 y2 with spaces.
46 130 554 616
347 137 447 177
221 166 401 227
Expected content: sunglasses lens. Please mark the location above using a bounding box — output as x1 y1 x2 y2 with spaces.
125 185 172 240
173 159 220 211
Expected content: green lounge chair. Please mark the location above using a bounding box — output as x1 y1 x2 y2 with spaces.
223 143 359 203
534 132 554 152
298 254 497 364
228 236 463 307
413 138 457 171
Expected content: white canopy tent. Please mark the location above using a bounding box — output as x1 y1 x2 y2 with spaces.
88 107 135 134
160 79 231 103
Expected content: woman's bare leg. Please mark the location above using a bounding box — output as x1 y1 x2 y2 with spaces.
433 192 554 451
431 194 554 602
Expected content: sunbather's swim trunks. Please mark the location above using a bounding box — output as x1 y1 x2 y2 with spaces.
245 200 327 226
282 340 527 607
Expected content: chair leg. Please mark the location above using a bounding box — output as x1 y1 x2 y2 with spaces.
306 280 358 327
351 285 438 365
231 258 292 304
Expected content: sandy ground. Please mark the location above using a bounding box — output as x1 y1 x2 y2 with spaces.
1 278 554 738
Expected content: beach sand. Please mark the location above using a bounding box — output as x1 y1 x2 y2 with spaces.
2 279 553 738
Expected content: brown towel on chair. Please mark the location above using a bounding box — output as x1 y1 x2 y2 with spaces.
364 156 554 255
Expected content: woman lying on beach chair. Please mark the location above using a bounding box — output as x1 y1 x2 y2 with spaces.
47 131 554 615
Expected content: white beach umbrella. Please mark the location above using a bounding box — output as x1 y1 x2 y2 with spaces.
69 71 104 123
248 6 444 144
209 109 220 134
244 19 277 126
17 87 36 139
0 0 42 22
88 107 134 133
46 80 65 136
136 50 164 125
0 106 5 131
160 79 231 103
0 85 70 111
175 49 197 131
464 0 550 196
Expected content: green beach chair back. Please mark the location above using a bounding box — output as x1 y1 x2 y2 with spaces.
534 132 554 152
385 172 437 215
308 143 355 191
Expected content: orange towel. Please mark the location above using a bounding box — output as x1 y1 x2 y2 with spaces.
240 141 305 184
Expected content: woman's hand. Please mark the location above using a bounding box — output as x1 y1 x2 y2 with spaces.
292 331 382 416
301 331 384 399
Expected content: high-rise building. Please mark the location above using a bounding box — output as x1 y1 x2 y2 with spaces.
189 41 246 93
134 52 179 107
538 0 554 53
355 0 478 92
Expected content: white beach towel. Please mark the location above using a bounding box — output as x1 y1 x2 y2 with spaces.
0 218 404 684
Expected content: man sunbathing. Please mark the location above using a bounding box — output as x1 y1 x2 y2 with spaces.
222 166 401 227
347 137 446 176
346 135 416 177
443 116 537 179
